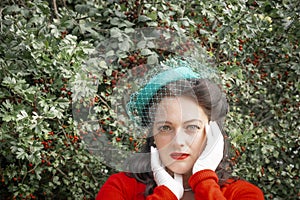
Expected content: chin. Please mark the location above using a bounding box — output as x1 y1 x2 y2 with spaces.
167 163 192 175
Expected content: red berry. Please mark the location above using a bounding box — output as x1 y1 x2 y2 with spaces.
128 55 135 62
284 71 289 76
238 45 243 51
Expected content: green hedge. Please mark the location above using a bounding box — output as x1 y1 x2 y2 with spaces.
0 0 299 199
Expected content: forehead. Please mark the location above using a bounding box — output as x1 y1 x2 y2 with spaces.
153 96 206 121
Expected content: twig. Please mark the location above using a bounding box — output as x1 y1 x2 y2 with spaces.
262 60 289 66
84 165 97 183
58 120 71 143
80 185 94 196
55 165 69 178
0 8 3 33
99 96 111 109
52 0 59 19
259 114 274 125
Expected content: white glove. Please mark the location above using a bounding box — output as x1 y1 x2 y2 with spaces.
151 147 184 199
192 121 224 174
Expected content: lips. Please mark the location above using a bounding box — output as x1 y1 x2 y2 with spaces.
170 152 190 160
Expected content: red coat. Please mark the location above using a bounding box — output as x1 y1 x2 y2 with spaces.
96 170 264 200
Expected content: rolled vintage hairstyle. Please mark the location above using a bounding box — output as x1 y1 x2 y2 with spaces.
124 78 233 197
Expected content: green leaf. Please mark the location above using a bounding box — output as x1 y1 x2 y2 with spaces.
147 54 158 65
137 40 146 49
141 49 153 56
119 39 130 51
138 15 151 22
15 148 28 160
147 11 157 21
53 176 61 185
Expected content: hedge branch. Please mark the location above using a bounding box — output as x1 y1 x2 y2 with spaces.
52 0 59 19
84 165 97 183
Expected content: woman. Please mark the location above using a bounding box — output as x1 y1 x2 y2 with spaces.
96 61 264 200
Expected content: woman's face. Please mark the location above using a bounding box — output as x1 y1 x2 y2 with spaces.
153 96 208 174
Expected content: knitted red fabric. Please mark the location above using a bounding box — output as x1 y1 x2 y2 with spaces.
189 170 264 200
96 171 264 200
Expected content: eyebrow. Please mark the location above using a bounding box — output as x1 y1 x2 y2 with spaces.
154 121 172 125
154 119 203 125
183 119 204 124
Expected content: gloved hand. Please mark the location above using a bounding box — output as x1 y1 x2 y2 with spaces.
192 121 224 174
151 146 184 199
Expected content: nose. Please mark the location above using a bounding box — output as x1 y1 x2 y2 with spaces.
173 128 187 147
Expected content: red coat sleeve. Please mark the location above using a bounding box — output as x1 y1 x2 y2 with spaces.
189 170 264 200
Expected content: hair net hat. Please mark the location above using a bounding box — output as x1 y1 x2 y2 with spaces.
126 57 217 126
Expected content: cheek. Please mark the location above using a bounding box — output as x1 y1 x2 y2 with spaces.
190 132 206 155
154 135 173 149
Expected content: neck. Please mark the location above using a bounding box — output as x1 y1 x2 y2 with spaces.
182 171 193 189
166 168 192 190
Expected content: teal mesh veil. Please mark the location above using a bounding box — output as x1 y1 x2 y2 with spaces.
125 57 218 127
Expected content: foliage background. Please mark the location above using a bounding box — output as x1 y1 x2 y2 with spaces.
0 0 299 199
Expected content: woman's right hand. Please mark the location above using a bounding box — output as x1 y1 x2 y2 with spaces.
151 147 184 199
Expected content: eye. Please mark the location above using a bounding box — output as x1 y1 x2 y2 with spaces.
158 125 172 133
186 125 201 133
158 125 171 132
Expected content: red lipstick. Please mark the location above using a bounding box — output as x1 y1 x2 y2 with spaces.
170 153 190 160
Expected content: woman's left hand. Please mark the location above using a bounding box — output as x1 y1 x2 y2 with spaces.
192 121 224 174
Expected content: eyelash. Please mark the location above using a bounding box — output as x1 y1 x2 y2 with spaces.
158 125 172 132
186 125 201 131
157 125 202 134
